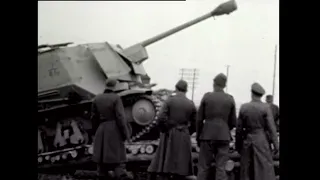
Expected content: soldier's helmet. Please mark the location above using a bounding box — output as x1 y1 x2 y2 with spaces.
105 79 118 91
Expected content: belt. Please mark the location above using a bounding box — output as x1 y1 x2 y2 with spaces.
246 128 264 134
175 125 189 131
99 117 115 122
203 118 225 123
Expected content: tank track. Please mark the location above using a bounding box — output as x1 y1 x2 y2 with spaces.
38 93 163 155
38 94 164 180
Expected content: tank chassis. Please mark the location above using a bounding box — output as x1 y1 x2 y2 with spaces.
37 1 277 180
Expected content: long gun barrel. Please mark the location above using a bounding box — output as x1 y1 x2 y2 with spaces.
38 42 73 49
140 0 237 47
122 0 237 63
140 13 213 47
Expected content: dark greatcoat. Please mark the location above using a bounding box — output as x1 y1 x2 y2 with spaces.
236 100 279 180
268 103 280 132
91 90 131 164
148 92 196 176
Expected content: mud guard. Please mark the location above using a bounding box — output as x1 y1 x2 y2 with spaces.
117 89 153 97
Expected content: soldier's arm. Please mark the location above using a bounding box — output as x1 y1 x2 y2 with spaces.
196 93 207 140
114 96 131 141
265 106 279 150
90 99 99 134
235 106 244 152
275 106 280 124
228 96 237 130
189 101 197 135
158 100 170 132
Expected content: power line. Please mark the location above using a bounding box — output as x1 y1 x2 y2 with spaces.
179 68 199 101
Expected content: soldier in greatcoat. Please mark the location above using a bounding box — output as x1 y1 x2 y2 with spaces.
235 83 279 180
148 80 196 180
265 95 280 132
196 73 237 180
91 79 132 180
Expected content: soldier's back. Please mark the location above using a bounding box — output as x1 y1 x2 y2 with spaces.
202 92 234 120
93 92 119 120
199 91 235 140
240 101 269 130
237 102 278 180
166 93 195 125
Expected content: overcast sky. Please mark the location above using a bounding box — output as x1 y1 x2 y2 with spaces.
38 0 279 107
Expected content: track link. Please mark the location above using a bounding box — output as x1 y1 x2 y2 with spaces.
123 94 163 142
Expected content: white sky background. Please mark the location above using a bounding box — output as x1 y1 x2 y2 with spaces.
38 0 279 108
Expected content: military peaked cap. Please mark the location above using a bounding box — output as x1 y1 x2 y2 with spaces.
251 82 265 96
266 94 273 99
214 73 227 87
175 80 188 92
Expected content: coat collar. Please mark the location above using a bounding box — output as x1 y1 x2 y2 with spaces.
214 89 225 93
251 98 262 102
175 91 186 97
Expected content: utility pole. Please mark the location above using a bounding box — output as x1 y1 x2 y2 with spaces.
191 69 197 101
179 68 199 101
180 68 185 79
272 44 278 97
226 65 230 93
